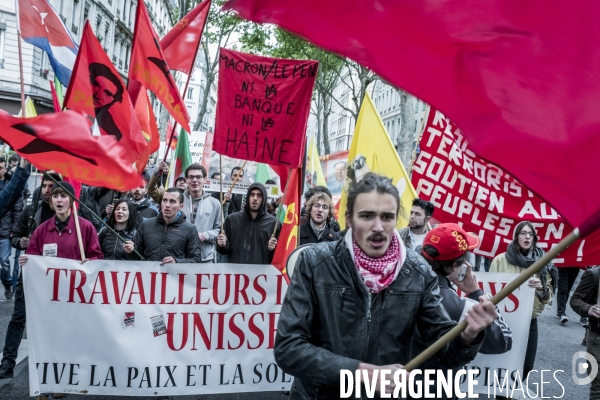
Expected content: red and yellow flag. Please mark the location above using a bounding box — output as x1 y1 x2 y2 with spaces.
272 167 301 283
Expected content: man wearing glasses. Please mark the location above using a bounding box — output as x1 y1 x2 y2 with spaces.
300 192 341 245
180 163 222 263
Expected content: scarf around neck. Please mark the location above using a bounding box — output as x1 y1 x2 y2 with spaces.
505 242 558 294
349 230 403 293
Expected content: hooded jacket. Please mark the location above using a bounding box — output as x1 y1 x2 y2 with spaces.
132 212 202 263
217 182 278 264
181 190 221 262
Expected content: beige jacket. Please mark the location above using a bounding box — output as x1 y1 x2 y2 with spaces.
489 253 553 319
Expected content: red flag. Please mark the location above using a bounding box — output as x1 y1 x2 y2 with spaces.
225 1 600 236
129 81 160 174
166 123 178 150
49 80 61 112
129 0 190 132
0 110 143 190
160 0 211 74
63 22 147 161
272 167 301 283
214 48 317 167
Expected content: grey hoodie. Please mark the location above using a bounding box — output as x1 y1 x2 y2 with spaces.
181 189 222 262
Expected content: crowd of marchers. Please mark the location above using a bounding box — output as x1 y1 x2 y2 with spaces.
0 154 597 399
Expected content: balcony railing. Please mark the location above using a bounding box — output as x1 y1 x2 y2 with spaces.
71 24 78 34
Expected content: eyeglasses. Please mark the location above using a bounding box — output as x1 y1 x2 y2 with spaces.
187 175 204 181
519 231 535 237
312 203 330 211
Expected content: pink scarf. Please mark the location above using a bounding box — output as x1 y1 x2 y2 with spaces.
352 233 401 293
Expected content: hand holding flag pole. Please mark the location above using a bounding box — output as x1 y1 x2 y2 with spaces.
404 230 580 372
222 160 248 205
272 169 293 238
41 174 145 261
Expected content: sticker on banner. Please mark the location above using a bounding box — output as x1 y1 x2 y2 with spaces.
123 312 135 328
150 314 167 337
42 243 57 257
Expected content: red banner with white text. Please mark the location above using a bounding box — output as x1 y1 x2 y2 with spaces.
411 108 600 266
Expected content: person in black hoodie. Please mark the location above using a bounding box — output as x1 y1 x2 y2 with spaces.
98 199 137 260
217 182 278 264
300 192 340 245
124 188 202 264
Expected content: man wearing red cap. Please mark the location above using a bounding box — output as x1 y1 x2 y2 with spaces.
412 223 513 398
275 173 500 397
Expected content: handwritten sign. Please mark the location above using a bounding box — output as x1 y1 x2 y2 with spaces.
214 48 318 167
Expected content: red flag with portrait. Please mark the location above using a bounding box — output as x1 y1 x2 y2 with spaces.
129 0 190 132
63 22 147 161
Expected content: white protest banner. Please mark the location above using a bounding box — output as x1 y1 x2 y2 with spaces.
189 130 207 163
456 272 535 397
203 179 280 199
24 257 291 396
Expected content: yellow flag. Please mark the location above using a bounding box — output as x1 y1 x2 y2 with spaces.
306 133 327 188
338 94 417 229
17 97 38 118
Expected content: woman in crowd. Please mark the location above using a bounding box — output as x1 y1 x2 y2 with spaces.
98 199 137 260
489 221 557 379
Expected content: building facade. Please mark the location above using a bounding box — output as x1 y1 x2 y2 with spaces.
0 0 174 115
184 51 217 132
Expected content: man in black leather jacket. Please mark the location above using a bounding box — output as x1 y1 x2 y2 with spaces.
275 173 498 398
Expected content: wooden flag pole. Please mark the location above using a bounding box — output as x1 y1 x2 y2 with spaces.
219 154 224 233
14 0 26 117
404 229 580 372
272 169 293 238
71 203 86 262
222 160 248 205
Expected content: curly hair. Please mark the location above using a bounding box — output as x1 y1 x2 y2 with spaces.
306 192 334 223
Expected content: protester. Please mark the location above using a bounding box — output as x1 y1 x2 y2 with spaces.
225 166 245 215
0 182 102 388
556 266 585 325
124 188 202 263
98 199 137 260
570 266 600 399
299 192 340 245
126 185 159 228
489 221 557 379
147 161 186 204
100 189 129 220
217 182 278 264
0 156 31 219
300 186 340 232
412 223 513 398
79 184 110 231
180 163 221 263
275 173 498 397
0 157 23 299
398 198 434 250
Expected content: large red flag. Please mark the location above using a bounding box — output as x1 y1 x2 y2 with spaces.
129 81 160 174
160 0 211 74
272 167 301 283
0 111 144 190
225 0 600 236
129 0 190 132
63 22 147 162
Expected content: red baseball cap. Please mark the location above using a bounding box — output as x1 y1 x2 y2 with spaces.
422 223 480 261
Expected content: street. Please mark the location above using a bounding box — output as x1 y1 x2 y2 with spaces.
0 264 591 399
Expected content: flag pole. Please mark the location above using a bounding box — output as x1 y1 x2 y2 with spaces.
404 229 580 372
219 154 224 233
14 0 26 117
222 160 247 205
41 174 145 260
71 203 86 262
407 105 429 176
272 169 293 237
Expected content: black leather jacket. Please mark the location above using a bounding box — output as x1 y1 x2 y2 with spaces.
275 240 484 399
